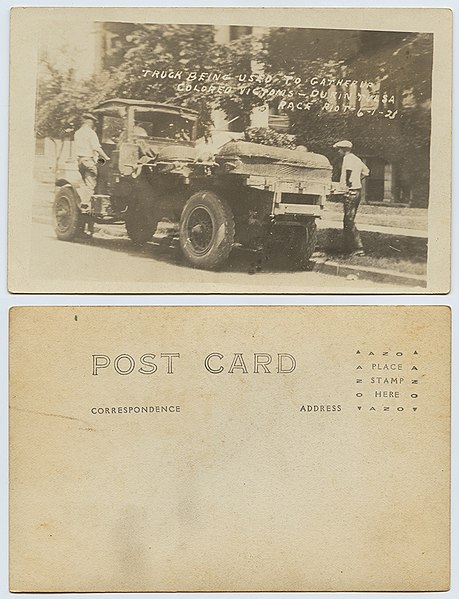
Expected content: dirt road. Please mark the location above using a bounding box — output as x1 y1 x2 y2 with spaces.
25 222 395 293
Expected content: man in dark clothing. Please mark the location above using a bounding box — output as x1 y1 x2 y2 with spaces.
333 140 369 256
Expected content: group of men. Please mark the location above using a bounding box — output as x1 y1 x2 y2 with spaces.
74 114 369 256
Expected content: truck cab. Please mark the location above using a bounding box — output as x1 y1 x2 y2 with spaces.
93 99 198 180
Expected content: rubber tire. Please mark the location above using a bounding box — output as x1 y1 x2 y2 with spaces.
288 220 318 269
126 205 158 245
53 187 84 241
266 220 317 271
179 190 235 270
125 177 159 245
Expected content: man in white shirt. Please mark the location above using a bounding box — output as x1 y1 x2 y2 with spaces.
333 140 370 256
74 113 110 204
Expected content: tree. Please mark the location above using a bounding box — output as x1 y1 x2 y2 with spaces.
244 127 296 149
112 24 228 137
35 60 120 173
35 24 268 144
112 24 267 136
35 24 433 206
258 29 433 206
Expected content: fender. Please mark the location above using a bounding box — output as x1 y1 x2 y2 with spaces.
55 178 74 187
54 180 85 210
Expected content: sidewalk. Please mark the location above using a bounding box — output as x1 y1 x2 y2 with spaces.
319 201 428 238
318 217 427 239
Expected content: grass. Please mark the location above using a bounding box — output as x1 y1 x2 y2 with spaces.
324 199 427 231
317 229 427 276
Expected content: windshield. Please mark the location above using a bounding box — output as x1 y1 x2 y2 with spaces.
100 115 125 144
133 110 195 141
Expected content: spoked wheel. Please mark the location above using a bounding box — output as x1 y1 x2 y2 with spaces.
186 207 215 255
179 191 235 270
53 187 84 241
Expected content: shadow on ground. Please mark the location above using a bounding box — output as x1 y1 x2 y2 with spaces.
41 223 427 277
51 232 312 275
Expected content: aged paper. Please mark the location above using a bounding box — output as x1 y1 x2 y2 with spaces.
8 7 452 293
9 306 450 591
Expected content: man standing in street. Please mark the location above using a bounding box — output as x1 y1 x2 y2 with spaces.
74 113 110 204
333 140 369 256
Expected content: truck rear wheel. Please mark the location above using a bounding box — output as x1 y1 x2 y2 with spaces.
126 206 158 245
179 191 235 270
287 220 318 269
267 220 317 270
125 176 160 245
53 187 84 241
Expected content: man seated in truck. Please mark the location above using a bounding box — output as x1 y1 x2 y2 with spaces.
74 113 111 204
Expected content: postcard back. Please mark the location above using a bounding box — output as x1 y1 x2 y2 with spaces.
9 306 450 591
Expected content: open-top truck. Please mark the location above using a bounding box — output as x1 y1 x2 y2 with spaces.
53 98 332 270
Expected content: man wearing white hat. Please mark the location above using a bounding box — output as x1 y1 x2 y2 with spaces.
333 140 369 256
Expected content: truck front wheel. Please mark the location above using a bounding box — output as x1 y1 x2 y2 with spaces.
53 187 84 241
179 191 235 270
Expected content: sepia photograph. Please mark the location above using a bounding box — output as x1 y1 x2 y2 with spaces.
8 8 452 293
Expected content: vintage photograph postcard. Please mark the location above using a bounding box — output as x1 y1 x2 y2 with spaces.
8 8 451 293
10 306 451 591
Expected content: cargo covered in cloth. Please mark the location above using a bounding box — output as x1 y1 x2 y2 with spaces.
216 140 332 184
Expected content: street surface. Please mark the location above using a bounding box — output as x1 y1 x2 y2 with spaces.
29 222 395 292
